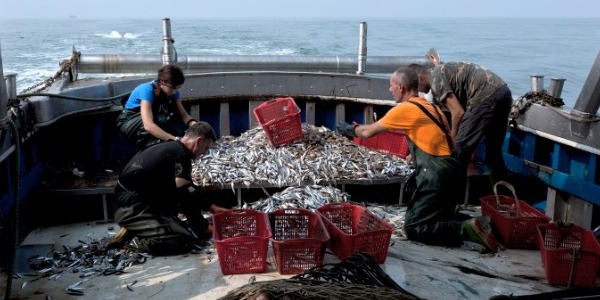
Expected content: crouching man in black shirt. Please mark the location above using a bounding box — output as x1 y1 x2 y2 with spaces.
110 121 228 255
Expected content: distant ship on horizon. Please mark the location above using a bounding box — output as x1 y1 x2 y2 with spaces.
69 14 77 19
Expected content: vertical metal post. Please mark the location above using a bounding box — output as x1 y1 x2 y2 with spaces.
5 73 17 100
548 77 566 98
0 44 8 121
530 74 544 92
356 22 367 75
161 18 177 65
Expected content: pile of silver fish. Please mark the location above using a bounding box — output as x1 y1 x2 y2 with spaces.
24 236 151 296
365 204 407 237
192 124 413 189
242 185 406 237
242 185 352 212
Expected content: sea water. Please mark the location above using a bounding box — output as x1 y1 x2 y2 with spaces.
1 18 599 107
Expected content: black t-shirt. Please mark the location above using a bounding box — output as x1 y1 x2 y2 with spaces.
118 140 192 211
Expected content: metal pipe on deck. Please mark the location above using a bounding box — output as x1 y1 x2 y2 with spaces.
5 73 17 100
548 77 566 98
357 22 367 75
161 18 176 65
530 74 544 92
77 54 429 74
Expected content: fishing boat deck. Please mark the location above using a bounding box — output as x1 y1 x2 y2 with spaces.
1 209 577 300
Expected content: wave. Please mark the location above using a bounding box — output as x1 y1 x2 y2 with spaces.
95 31 139 39
187 47 298 56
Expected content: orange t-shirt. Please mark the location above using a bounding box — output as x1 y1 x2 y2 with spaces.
378 97 452 156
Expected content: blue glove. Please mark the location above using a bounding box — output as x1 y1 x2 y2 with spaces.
337 122 357 137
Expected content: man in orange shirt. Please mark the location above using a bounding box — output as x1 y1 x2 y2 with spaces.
337 67 498 253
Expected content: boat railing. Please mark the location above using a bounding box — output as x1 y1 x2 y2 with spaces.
66 18 430 77
75 54 430 75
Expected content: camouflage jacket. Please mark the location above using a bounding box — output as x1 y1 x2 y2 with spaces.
430 62 507 108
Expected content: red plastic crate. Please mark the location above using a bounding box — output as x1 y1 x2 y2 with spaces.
268 208 330 274
353 130 409 158
480 181 551 249
537 223 600 287
316 203 393 264
212 209 271 275
253 97 303 147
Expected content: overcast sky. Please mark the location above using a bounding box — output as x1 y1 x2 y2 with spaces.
1 0 599 19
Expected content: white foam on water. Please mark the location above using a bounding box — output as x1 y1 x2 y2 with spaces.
95 31 139 39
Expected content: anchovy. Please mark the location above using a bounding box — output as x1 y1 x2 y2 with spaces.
25 230 154 293
68 280 84 291
243 185 352 213
193 124 412 189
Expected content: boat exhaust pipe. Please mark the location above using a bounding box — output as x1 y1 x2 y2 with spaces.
357 22 367 75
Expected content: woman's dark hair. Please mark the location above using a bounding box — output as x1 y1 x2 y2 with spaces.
157 64 185 86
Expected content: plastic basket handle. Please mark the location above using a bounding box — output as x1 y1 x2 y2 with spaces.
228 209 255 216
257 99 277 109
326 203 345 210
493 181 522 215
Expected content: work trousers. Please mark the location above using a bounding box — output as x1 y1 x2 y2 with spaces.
454 85 513 180
403 141 468 247
116 110 186 151
113 183 209 255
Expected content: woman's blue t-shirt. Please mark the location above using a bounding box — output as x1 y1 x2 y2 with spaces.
124 81 180 111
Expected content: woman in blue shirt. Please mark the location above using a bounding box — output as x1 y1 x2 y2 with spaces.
116 64 197 150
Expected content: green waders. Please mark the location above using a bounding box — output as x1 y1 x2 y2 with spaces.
403 139 468 247
113 183 196 256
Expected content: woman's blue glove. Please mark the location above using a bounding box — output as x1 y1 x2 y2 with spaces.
337 122 358 137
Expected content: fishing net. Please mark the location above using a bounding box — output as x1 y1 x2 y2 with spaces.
217 252 421 300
